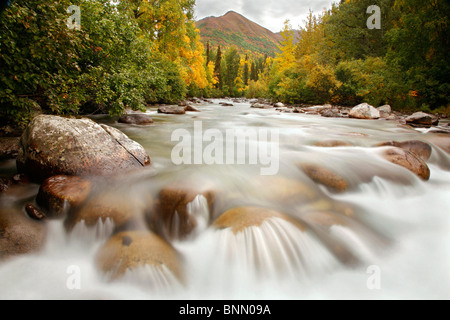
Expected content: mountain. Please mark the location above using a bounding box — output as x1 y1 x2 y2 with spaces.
196 11 283 56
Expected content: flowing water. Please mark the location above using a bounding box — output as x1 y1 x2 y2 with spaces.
0 99 449 300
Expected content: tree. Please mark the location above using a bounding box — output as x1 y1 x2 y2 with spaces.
386 0 450 109
223 47 240 96
214 46 222 89
243 54 249 86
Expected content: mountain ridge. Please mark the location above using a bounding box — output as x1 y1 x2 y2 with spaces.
196 11 284 56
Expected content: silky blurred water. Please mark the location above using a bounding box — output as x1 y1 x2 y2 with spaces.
0 99 449 300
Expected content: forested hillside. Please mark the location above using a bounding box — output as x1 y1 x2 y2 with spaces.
0 0 212 128
196 11 283 56
253 0 449 113
0 0 448 130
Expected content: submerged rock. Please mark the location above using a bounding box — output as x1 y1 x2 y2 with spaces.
299 163 349 193
0 208 46 260
118 114 154 125
95 230 182 282
376 140 432 161
313 140 353 148
16 115 151 183
213 207 305 234
380 147 431 181
349 103 380 120
64 191 150 233
36 175 92 218
242 176 319 206
150 180 216 240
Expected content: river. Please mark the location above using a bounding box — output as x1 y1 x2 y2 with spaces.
0 99 449 300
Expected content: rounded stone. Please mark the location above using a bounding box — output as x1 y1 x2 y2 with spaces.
157 106 186 115
118 114 154 125
151 180 216 240
95 230 182 281
380 147 431 181
36 175 92 218
16 115 151 183
299 163 349 193
64 191 150 232
0 208 46 260
376 140 432 161
349 103 380 120
213 206 305 234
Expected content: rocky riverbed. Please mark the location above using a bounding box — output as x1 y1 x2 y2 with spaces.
0 99 449 300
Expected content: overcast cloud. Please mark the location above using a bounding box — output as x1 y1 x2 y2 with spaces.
194 0 336 32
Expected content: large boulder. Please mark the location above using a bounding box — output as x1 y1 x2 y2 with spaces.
95 231 182 282
349 103 380 120
406 112 439 127
0 208 46 260
16 115 151 182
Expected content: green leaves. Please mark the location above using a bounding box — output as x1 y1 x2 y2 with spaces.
0 0 193 127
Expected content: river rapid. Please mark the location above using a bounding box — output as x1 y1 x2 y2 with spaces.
0 99 449 300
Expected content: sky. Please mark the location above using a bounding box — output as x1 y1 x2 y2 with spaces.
194 0 336 33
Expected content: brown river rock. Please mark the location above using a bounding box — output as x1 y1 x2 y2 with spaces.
0 208 46 260
16 115 151 183
118 114 154 125
157 106 186 115
376 140 432 161
36 175 92 218
95 230 182 281
380 147 431 181
64 191 150 233
150 180 216 240
248 175 318 204
213 207 305 234
299 163 349 193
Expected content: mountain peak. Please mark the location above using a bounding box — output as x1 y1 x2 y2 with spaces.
224 10 242 17
196 11 282 55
